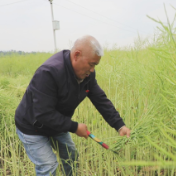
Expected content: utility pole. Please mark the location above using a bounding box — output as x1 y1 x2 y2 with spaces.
48 0 60 52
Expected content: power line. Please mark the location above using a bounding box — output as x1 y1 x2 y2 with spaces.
0 0 47 22
53 2 146 35
64 0 147 34
1 0 148 35
0 0 13 1
0 0 31 7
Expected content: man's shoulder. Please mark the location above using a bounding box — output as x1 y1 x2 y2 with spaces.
36 50 69 80
42 50 65 69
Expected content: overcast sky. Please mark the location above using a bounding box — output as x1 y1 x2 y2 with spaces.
0 0 176 52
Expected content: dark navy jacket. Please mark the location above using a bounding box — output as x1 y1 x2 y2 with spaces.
15 50 125 136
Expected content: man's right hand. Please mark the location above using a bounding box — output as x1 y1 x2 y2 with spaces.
75 123 88 139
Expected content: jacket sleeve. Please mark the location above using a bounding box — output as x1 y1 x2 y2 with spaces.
88 76 125 131
29 65 78 133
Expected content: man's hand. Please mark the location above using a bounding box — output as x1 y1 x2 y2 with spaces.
75 123 88 139
118 126 131 138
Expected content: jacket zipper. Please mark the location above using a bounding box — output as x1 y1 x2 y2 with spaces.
78 83 80 103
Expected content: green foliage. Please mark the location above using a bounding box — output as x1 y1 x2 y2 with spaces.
0 53 52 77
0 7 176 175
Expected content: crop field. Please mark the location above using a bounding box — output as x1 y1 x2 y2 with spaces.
0 18 176 175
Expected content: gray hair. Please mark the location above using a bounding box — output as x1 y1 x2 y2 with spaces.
72 35 104 56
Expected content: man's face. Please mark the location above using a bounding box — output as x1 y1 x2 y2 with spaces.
73 51 101 80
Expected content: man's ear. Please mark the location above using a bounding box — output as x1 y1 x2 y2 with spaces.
74 50 81 61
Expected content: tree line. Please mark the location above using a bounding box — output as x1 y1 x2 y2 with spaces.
0 50 41 56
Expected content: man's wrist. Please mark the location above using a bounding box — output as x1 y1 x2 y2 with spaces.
118 125 125 132
69 121 78 133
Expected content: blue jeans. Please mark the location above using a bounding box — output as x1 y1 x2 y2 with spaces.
16 128 78 176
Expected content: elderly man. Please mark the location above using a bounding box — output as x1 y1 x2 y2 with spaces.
15 35 130 176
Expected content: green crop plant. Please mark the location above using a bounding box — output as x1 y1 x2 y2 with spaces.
0 6 176 175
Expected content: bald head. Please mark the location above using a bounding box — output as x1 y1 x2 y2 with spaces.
70 35 102 80
71 35 104 57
